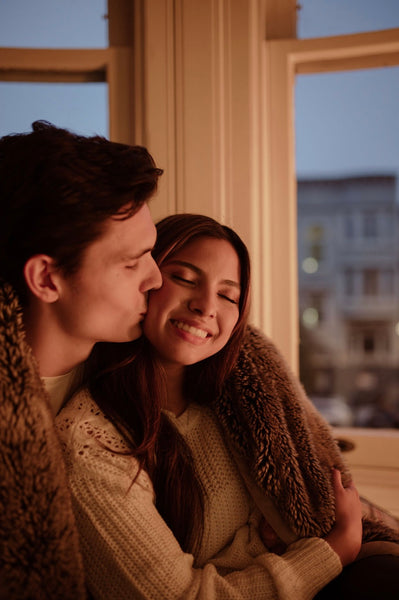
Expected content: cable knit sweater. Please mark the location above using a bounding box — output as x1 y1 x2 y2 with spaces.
56 391 342 600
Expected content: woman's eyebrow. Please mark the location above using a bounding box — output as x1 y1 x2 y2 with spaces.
167 259 201 274
166 260 241 288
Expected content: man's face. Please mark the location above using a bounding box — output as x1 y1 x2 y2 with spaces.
54 203 161 352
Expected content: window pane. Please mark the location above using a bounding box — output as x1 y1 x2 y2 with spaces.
296 67 399 429
0 0 107 48
298 0 399 39
0 82 108 138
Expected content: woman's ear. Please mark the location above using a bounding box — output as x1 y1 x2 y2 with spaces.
23 255 60 303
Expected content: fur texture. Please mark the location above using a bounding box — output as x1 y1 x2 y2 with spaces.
215 325 399 546
0 281 86 599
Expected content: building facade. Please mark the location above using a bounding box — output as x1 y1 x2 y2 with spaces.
298 175 399 427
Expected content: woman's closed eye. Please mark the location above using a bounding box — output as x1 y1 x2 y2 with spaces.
171 274 195 285
219 293 239 305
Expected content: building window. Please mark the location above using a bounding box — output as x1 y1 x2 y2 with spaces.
310 242 323 262
363 269 378 296
344 268 355 296
363 211 378 238
381 269 394 295
344 214 355 239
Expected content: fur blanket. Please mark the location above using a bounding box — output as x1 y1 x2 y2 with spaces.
215 325 399 549
0 281 86 599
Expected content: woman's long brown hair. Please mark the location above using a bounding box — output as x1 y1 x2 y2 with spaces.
88 214 251 556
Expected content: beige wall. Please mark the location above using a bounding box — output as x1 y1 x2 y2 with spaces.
140 0 286 357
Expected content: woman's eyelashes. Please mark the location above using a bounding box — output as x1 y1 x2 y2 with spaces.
170 272 239 305
219 293 239 305
171 274 195 285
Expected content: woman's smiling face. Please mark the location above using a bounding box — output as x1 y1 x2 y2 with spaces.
143 236 241 370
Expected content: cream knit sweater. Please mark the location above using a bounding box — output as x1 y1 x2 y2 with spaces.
56 390 342 600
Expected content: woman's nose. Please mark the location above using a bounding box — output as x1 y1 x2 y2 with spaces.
188 294 216 318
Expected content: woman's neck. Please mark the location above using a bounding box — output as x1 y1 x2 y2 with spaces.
163 364 188 417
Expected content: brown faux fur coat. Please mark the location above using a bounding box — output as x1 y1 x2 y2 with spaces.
0 281 86 599
215 325 399 553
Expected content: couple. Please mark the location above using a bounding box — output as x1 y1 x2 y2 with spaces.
1 122 398 599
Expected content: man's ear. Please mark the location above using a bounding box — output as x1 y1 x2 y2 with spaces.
23 255 60 303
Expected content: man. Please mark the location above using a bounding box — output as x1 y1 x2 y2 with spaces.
0 121 163 598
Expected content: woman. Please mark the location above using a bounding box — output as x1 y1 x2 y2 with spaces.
56 214 397 599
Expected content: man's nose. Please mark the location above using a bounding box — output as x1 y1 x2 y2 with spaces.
142 256 162 292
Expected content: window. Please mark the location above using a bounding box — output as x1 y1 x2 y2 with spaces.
363 211 378 238
363 269 378 296
267 3 399 431
344 269 355 296
382 269 394 295
0 0 138 144
295 66 399 428
310 292 324 323
344 214 355 239
308 225 324 261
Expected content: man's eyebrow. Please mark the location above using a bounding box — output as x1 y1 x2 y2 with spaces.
122 246 154 261
166 260 241 288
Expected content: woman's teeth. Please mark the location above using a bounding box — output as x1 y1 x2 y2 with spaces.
173 320 208 339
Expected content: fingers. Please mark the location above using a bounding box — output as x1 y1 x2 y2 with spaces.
331 467 343 489
326 469 363 566
331 468 357 493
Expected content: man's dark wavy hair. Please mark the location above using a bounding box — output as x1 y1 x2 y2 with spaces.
0 120 163 303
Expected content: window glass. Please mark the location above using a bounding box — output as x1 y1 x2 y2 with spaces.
297 0 399 39
0 0 108 48
0 82 108 138
296 66 399 429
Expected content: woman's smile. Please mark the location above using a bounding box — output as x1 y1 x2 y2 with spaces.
171 319 211 340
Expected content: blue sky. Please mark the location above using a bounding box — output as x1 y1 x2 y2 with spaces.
0 0 398 179
295 67 399 178
296 0 399 178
